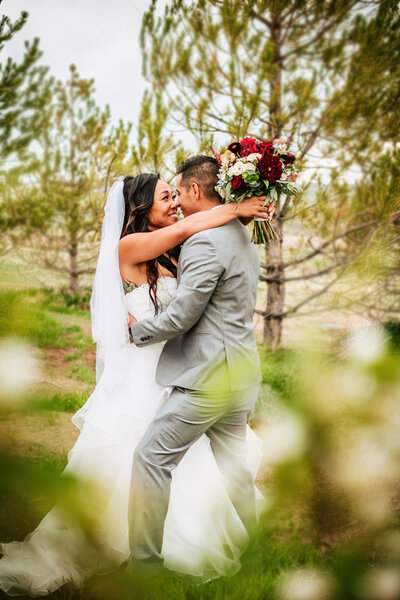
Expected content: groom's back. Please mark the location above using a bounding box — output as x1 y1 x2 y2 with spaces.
156 219 261 392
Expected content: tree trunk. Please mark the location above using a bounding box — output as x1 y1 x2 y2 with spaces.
263 13 284 347
268 15 283 138
263 216 284 348
69 233 79 294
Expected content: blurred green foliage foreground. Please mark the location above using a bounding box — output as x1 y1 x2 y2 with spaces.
0 284 399 600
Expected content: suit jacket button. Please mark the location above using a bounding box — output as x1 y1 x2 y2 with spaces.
140 337 145 342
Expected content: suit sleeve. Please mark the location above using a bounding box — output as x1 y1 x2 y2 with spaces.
130 233 223 347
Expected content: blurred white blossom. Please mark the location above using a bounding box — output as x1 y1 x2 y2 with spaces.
345 324 388 364
258 408 306 468
359 567 400 600
333 427 397 525
332 368 376 408
0 339 39 402
334 428 396 490
277 568 332 600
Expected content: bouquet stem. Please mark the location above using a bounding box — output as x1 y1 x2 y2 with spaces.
252 219 277 245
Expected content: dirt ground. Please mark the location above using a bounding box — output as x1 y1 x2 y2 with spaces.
39 345 96 393
0 411 79 461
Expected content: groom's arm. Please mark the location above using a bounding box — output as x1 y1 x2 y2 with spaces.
130 232 223 347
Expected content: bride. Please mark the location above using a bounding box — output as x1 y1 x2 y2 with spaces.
0 171 270 596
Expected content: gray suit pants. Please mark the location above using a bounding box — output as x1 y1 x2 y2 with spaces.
128 385 259 567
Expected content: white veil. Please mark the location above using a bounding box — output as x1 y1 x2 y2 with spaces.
90 180 129 383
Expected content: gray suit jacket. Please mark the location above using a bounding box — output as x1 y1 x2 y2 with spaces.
130 219 261 392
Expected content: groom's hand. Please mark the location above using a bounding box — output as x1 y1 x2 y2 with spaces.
128 313 137 327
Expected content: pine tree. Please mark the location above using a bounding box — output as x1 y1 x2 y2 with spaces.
131 89 188 178
0 2 51 161
0 3 52 253
8 65 133 293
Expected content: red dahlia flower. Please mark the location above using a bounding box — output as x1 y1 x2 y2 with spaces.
258 152 283 183
228 142 242 155
258 141 274 154
281 153 296 165
231 175 247 193
239 136 259 156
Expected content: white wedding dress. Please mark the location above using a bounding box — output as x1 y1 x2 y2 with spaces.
0 276 263 596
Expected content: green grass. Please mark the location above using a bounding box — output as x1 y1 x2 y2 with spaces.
259 347 300 398
115 511 327 600
254 348 301 424
0 288 67 348
28 390 88 412
0 286 95 392
67 364 96 385
0 288 92 349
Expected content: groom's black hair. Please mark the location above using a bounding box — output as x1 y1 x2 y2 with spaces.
176 155 221 202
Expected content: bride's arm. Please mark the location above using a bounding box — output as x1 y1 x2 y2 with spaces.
119 196 270 265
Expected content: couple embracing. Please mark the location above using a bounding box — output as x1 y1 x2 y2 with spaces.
0 155 274 595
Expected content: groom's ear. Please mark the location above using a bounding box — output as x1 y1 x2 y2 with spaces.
191 182 201 201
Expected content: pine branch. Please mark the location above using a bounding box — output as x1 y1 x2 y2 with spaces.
262 266 347 318
283 218 381 269
260 259 353 284
280 1 362 62
281 202 317 221
248 8 273 30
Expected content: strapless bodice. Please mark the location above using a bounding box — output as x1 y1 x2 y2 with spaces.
124 276 177 321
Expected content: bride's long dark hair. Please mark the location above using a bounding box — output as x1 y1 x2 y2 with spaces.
120 173 179 313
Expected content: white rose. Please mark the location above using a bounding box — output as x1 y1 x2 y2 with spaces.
242 162 256 172
245 152 262 162
227 161 246 176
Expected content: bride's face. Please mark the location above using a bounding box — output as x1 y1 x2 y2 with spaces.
147 180 178 230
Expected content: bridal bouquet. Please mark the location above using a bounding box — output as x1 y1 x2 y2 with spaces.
212 136 300 244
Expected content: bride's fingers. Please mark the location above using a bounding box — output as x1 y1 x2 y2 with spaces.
257 200 274 212
266 200 275 214
258 202 275 218
259 206 273 217
250 197 275 218
257 198 273 208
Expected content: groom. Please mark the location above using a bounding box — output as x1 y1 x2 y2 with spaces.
128 155 262 575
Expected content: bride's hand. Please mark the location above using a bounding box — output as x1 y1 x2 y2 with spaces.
236 196 275 221
128 313 137 327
